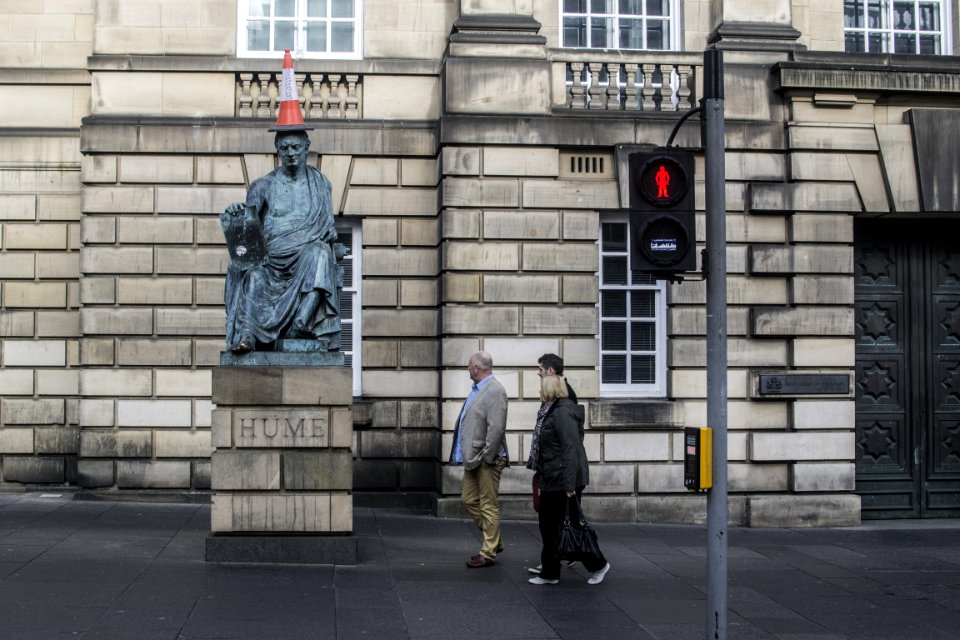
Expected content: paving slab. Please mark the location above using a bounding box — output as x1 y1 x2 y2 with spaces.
0 493 959 639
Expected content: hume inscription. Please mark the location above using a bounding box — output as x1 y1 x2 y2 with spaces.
234 410 329 448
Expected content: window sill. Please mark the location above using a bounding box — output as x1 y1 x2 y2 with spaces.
588 398 682 429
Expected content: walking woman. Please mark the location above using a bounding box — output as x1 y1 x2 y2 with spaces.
528 374 610 585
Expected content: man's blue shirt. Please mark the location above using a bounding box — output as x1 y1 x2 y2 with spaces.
451 375 495 465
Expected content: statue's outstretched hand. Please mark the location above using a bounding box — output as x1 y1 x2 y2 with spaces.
224 203 245 217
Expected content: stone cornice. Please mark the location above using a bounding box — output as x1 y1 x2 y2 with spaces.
86 55 441 75
449 14 546 46
80 116 439 156
0 68 90 85
775 52 960 94
708 21 805 52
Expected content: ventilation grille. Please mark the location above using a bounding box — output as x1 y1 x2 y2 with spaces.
559 152 614 180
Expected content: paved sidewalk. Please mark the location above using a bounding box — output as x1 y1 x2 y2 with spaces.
1 492 959 639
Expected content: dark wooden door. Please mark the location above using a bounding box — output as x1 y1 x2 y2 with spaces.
854 220 960 518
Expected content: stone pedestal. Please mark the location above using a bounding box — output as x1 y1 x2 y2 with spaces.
205 365 356 564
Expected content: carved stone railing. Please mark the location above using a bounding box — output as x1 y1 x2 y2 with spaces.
236 71 362 119
551 52 700 112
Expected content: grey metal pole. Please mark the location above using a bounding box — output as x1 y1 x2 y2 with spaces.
703 47 728 640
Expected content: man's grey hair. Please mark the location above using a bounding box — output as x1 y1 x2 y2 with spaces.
471 351 493 371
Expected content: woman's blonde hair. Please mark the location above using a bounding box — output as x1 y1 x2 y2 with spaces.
539 374 569 403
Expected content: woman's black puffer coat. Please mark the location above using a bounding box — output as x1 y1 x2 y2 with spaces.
537 398 589 493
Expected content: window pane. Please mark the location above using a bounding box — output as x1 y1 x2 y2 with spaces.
867 0 888 28
340 257 352 287
602 256 628 285
565 0 588 13
249 0 270 17
307 0 327 17
647 20 667 49
591 0 614 12
894 32 916 52
602 321 627 350
274 21 295 50
868 32 888 51
919 34 940 54
646 0 669 16
631 355 655 383
631 322 655 350
590 17 611 48
276 0 295 17
602 222 627 252
602 291 627 317
918 3 940 30
247 21 270 50
619 18 643 49
845 31 866 52
332 0 354 18
844 0 859 27
563 17 588 47
631 291 655 317
306 22 327 51
619 0 642 15
893 2 913 28
602 355 627 384
331 22 354 52
339 294 353 320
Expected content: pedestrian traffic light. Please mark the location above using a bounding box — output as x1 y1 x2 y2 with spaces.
628 149 696 276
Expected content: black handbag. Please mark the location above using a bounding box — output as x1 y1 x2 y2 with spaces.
556 495 603 564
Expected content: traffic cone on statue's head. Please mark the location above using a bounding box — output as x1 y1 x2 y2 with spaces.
269 48 313 131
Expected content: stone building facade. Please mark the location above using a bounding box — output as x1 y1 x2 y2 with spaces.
1 0 959 526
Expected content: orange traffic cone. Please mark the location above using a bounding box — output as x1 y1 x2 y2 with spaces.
269 48 313 131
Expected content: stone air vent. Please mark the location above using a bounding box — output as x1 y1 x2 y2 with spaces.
559 152 614 180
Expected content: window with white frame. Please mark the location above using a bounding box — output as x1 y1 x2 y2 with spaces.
561 0 677 50
843 0 950 54
598 214 667 397
335 221 361 395
239 0 362 59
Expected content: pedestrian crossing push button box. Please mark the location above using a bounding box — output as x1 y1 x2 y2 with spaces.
683 427 712 492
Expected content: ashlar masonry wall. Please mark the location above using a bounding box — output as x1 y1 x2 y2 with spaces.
76 119 443 494
432 115 861 526
0 135 84 486
0 1 93 487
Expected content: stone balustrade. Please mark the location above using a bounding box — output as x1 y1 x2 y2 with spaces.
552 52 699 112
236 71 362 119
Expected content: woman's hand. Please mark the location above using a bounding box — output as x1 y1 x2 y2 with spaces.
566 490 575 497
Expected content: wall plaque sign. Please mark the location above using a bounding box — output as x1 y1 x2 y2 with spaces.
757 373 850 396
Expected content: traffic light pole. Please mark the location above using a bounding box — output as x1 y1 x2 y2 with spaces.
702 47 728 640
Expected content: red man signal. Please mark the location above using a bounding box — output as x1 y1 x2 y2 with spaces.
655 165 670 199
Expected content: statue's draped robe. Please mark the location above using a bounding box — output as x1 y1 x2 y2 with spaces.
225 166 340 349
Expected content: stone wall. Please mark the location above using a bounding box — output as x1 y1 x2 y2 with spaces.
93 0 235 56
0 1 92 487
74 118 440 493
430 129 861 525
0 134 84 487
0 1 93 68
4 0 960 527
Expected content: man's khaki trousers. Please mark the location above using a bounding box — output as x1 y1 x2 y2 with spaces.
461 457 508 560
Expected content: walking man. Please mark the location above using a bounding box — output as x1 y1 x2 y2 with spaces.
450 351 509 568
